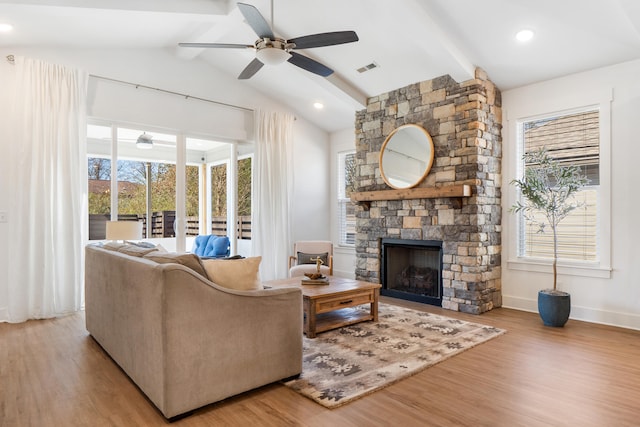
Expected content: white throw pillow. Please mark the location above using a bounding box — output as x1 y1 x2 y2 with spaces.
202 256 263 291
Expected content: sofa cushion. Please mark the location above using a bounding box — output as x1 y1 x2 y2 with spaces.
297 251 328 265
104 241 166 253
102 241 128 251
126 240 157 249
154 243 168 253
117 245 159 257
202 256 263 291
143 252 208 279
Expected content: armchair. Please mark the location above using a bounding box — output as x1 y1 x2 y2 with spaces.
288 240 333 278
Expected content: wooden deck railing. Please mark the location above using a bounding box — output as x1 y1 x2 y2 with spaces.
89 211 251 240
187 215 251 240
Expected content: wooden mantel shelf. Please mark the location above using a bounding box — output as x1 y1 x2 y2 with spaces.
351 184 471 209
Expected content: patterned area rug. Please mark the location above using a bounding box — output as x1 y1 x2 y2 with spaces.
283 303 506 408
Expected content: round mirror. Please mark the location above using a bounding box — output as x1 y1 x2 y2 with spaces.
379 124 435 189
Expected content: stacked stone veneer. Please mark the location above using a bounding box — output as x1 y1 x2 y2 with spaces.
354 68 502 314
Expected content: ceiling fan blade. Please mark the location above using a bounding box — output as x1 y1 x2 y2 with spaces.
287 51 333 77
238 58 264 80
179 42 253 49
289 31 359 50
237 2 275 39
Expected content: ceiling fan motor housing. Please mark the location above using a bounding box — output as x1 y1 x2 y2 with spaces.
255 38 293 65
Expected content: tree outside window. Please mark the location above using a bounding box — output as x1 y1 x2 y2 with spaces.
88 157 111 215
210 157 252 237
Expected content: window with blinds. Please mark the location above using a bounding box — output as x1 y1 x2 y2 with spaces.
338 150 356 246
518 109 599 261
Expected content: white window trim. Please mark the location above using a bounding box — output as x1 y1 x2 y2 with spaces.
505 89 612 279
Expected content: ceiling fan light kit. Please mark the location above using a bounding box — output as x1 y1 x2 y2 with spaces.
136 133 153 149
179 2 358 80
255 38 292 65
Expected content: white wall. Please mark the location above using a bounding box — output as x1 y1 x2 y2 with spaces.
290 119 332 243
0 47 331 315
330 127 357 278
502 58 640 330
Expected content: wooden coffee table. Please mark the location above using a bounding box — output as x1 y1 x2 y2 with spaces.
266 276 381 338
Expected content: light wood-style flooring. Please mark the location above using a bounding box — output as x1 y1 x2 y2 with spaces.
2 297 640 427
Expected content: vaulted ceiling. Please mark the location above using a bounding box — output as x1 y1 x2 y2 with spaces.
1 0 639 132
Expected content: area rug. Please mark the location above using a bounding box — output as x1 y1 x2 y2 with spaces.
283 303 505 408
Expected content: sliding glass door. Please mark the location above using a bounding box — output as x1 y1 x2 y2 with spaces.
87 121 253 255
87 124 181 249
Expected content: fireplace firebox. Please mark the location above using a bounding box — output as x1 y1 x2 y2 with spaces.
380 239 443 306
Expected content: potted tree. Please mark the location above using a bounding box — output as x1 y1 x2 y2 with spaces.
511 148 589 327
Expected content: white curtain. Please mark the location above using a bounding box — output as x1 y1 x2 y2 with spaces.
4 56 88 323
251 109 295 281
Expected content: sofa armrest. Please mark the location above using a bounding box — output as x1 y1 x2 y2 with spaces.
159 265 302 417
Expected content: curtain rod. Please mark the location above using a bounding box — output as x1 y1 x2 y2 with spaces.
5 54 254 114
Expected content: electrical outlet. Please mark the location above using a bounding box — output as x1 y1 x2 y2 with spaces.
0 211 6 223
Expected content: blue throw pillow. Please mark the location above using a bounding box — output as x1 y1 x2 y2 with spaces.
215 236 231 256
204 235 230 257
192 234 211 256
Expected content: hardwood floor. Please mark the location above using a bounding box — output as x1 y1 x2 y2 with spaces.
2 297 640 427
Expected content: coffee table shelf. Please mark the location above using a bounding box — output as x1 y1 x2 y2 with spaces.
265 276 381 338
313 307 375 335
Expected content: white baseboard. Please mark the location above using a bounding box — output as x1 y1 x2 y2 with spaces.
502 295 640 331
501 295 538 313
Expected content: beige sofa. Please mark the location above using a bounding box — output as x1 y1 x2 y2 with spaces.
85 245 303 419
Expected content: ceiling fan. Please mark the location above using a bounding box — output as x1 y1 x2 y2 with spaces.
178 2 359 80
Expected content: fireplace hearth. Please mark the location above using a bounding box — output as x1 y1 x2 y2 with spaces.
381 239 443 306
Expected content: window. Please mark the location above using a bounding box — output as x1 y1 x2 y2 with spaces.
517 108 599 262
87 156 112 240
88 156 112 216
237 156 252 240
210 162 227 217
337 150 356 246
116 127 179 239
185 164 200 225
208 157 252 239
210 162 228 235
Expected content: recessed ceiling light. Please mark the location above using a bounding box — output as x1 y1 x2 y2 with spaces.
516 29 534 42
0 23 13 33
313 102 324 110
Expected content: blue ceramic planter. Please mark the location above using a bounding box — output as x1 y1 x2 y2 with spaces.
538 290 571 327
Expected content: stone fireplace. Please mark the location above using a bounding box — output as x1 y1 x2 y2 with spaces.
353 68 502 314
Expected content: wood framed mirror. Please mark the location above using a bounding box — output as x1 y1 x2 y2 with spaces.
379 124 435 189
